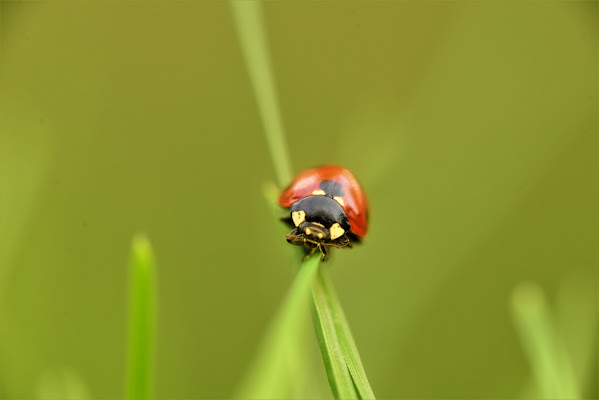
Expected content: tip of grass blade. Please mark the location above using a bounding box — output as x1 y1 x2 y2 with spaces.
511 282 543 313
131 233 153 266
127 233 157 400
36 368 90 400
511 282 579 399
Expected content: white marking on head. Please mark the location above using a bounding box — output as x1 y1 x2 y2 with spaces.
292 210 306 227
329 223 345 240
333 196 345 207
312 189 326 196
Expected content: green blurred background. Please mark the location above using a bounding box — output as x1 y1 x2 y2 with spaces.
0 1 596 398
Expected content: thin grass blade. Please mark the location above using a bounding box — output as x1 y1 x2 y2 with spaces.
127 234 157 400
229 0 292 187
312 265 359 400
231 2 372 398
511 282 579 399
318 268 375 399
36 368 90 400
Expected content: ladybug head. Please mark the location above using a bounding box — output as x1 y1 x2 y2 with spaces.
297 221 330 242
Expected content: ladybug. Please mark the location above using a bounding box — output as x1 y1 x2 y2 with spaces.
278 165 369 261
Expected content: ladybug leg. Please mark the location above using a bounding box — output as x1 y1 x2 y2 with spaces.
328 235 352 249
286 229 304 245
319 244 328 262
288 237 304 246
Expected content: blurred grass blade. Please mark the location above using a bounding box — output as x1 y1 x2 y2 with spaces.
556 273 598 394
127 234 157 400
312 266 359 400
318 268 376 399
36 368 90 400
511 282 579 399
230 0 292 187
0 109 53 395
235 255 320 399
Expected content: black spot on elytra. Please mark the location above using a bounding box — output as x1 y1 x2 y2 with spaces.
319 180 345 198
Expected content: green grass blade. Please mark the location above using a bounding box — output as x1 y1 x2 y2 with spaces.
36 368 90 400
556 274 598 395
230 0 293 188
511 282 579 399
312 265 359 400
127 234 157 400
318 268 376 399
231 3 372 399
235 255 320 399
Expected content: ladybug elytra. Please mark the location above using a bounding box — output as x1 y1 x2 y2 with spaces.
278 165 369 261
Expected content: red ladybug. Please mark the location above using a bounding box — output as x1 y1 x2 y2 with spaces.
278 165 369 261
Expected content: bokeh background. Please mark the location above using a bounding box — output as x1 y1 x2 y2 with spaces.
0 1 597 398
